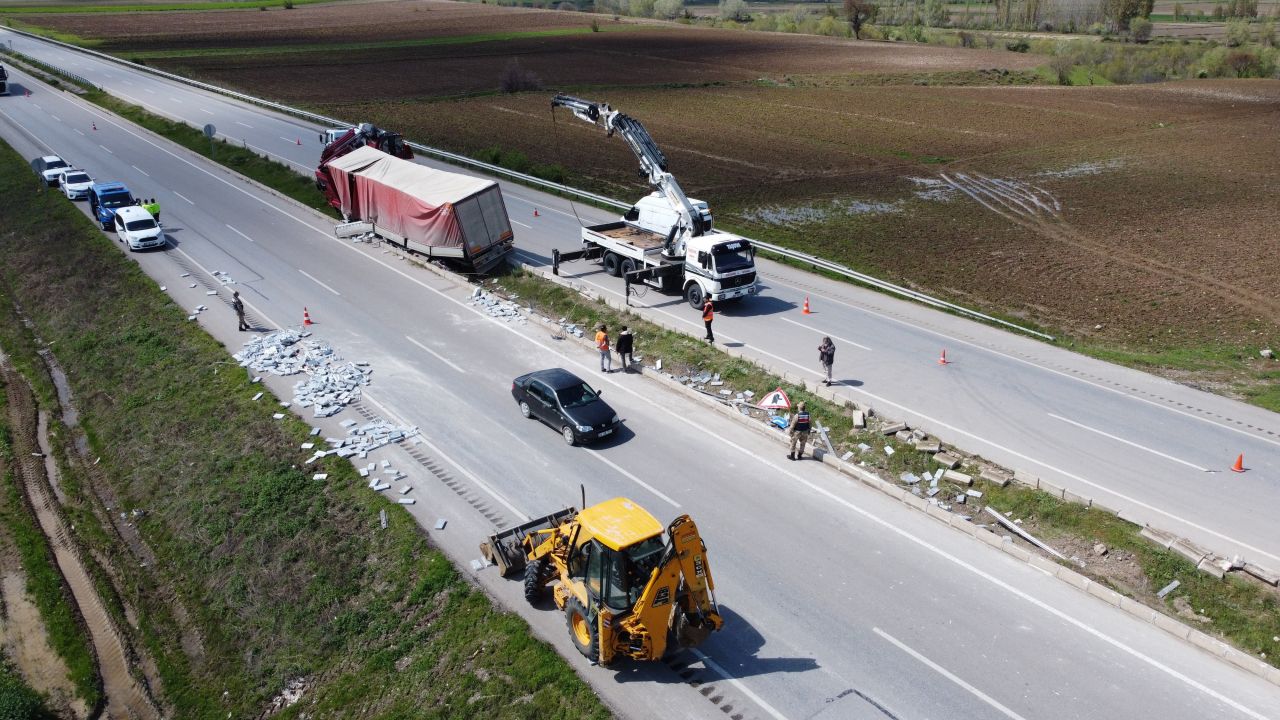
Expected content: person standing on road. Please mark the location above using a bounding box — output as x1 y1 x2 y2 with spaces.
596 323 612 373
144 197 160 225
818 336 836 386
702 297 715 344
616 326 635 372
788 401 811 461
232 291 249 332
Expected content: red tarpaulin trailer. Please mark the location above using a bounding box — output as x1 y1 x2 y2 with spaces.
326 146 514 274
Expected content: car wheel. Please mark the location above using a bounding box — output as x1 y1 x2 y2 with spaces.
602 252 621 277
561 425 577 446
685 283 704 310
519 400 533 419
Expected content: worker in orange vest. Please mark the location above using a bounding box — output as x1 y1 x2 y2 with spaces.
701 297 715 344
595 323 612 373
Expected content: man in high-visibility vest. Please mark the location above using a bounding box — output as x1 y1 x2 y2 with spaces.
701 297 715 344
143 197 160 225
788 401 811 461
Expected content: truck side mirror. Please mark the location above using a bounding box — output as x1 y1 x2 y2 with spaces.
624 207 639 222
697 251 708 268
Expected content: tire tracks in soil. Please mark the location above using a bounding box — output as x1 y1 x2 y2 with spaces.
2 362 160 720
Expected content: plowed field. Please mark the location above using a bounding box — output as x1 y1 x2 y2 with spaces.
16 0 1280 359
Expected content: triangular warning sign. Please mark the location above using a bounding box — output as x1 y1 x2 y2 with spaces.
757 387 791 410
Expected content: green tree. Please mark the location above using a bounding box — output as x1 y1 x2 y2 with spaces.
924 0 949 26
718 0 749 21
1226 18 1251 45
1130 16 1153 41
1172 2 1182 20
843 0 878 38
1225 48 1259 75
652 0 682 17
1106 0 1144 30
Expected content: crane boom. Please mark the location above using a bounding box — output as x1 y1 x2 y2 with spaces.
552 93 709 256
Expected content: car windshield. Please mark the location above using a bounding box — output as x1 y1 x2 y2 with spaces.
65 173 90 184
46 159 68 170
101 192 132 208
713 241 753 272
555 382 600 409
126 219 157 232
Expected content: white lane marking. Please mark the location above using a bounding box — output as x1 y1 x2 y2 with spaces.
131 165 149 177
765 274 1280 449
545 256 1280 564
200 108 214 115
69 99 1264 716
225 224 254 243
779 316 873 351
404 336 466 374
170 97 183 104
690 648 790 720
122 79 132 86
74 128 84 136
170 245 275 330
173 191 193 205
298 268 341 296
99 144 112 154
585 449 680 509
279 136 295 144
505 192 585 221
235 121 254 128
51 114 61 123
362 395 529 522
874 628 1030 720
1048 413 1210 472
511 220 531 229
144 87 156 94
30 102 42 110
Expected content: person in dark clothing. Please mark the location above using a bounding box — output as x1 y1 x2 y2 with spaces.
702 298 715 344
819 336 836 385
788 401 811 460
232 290 249 331
616 326 635 371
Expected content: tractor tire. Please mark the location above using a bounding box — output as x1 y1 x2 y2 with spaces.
602 252 621 277
523 558 549 605
685 283 704 310
565 597 600 663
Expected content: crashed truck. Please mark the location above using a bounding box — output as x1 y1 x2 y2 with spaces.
325 145 514 275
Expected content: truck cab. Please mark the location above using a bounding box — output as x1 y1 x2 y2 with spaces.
626 192 712 239
0 63 8 96
87 182 135 230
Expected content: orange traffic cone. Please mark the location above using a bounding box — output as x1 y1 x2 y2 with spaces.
303 307 313 327
802 297 811 315
296 137 302 146
1230 454 1245 473
533 208 540 217
938 349 950 365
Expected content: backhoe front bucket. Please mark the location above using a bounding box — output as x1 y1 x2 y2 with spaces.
479 507 577 576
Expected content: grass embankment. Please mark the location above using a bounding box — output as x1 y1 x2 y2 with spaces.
0 660 54 720
0 140 610 717
493 266 1280 668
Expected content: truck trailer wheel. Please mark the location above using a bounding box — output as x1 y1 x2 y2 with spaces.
685 283 704 310
565 597 599 662
602 252 621 277
621 258 637 277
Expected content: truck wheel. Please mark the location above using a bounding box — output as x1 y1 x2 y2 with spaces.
565 597 599 663
561 425 578 446
621 258 637 277
519 400 533 419
602 252 621 277
685 284 704 310
523 558 549 604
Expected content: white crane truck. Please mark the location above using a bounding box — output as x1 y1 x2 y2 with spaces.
549 94 758 309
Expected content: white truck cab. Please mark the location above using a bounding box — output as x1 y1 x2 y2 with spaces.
626 192 713 239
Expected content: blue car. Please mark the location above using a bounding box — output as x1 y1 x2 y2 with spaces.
87 182 135 231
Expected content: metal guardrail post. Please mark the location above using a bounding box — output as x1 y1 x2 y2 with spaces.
0 26 1053 341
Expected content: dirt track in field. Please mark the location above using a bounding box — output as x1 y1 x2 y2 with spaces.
2 361 160 720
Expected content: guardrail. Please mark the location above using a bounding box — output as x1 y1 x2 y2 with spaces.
1 26 1054 341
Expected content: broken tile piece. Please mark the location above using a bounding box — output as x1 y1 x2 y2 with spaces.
301 442 315 450
397 498 415 505
312 473 328 481
434 519 447 530
252 392 264 401
272 413 284 420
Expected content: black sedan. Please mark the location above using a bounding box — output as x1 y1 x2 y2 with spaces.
512 368 621 446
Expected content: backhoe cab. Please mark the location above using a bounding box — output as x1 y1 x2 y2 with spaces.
481 497 723 666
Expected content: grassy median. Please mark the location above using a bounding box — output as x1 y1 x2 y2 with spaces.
0 138 609 717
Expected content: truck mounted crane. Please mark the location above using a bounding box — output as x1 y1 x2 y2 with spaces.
550 94 758 309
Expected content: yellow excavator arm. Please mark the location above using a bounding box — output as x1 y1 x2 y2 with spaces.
620 514 723 660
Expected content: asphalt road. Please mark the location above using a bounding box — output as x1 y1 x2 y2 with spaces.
2 30 1274 572
2 58 1278 720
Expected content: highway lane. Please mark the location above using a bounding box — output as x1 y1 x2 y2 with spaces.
3 63 1279 720
4 28 1275 569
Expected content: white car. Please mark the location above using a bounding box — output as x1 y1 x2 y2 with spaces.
31 155 70 186
59 169 94 200
112 205 165 251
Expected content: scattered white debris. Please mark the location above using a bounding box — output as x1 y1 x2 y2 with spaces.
252 392 264 401
312 473 328 481
397 498 415 505
379 509 388 529
272 413 285 420
301 442 315 450
471 288 527 323
434 518 447 530
235 330 372 418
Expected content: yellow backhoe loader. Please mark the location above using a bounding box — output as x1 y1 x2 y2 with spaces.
480 496 723 665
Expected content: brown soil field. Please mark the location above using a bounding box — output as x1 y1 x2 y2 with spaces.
16 0 1280 356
